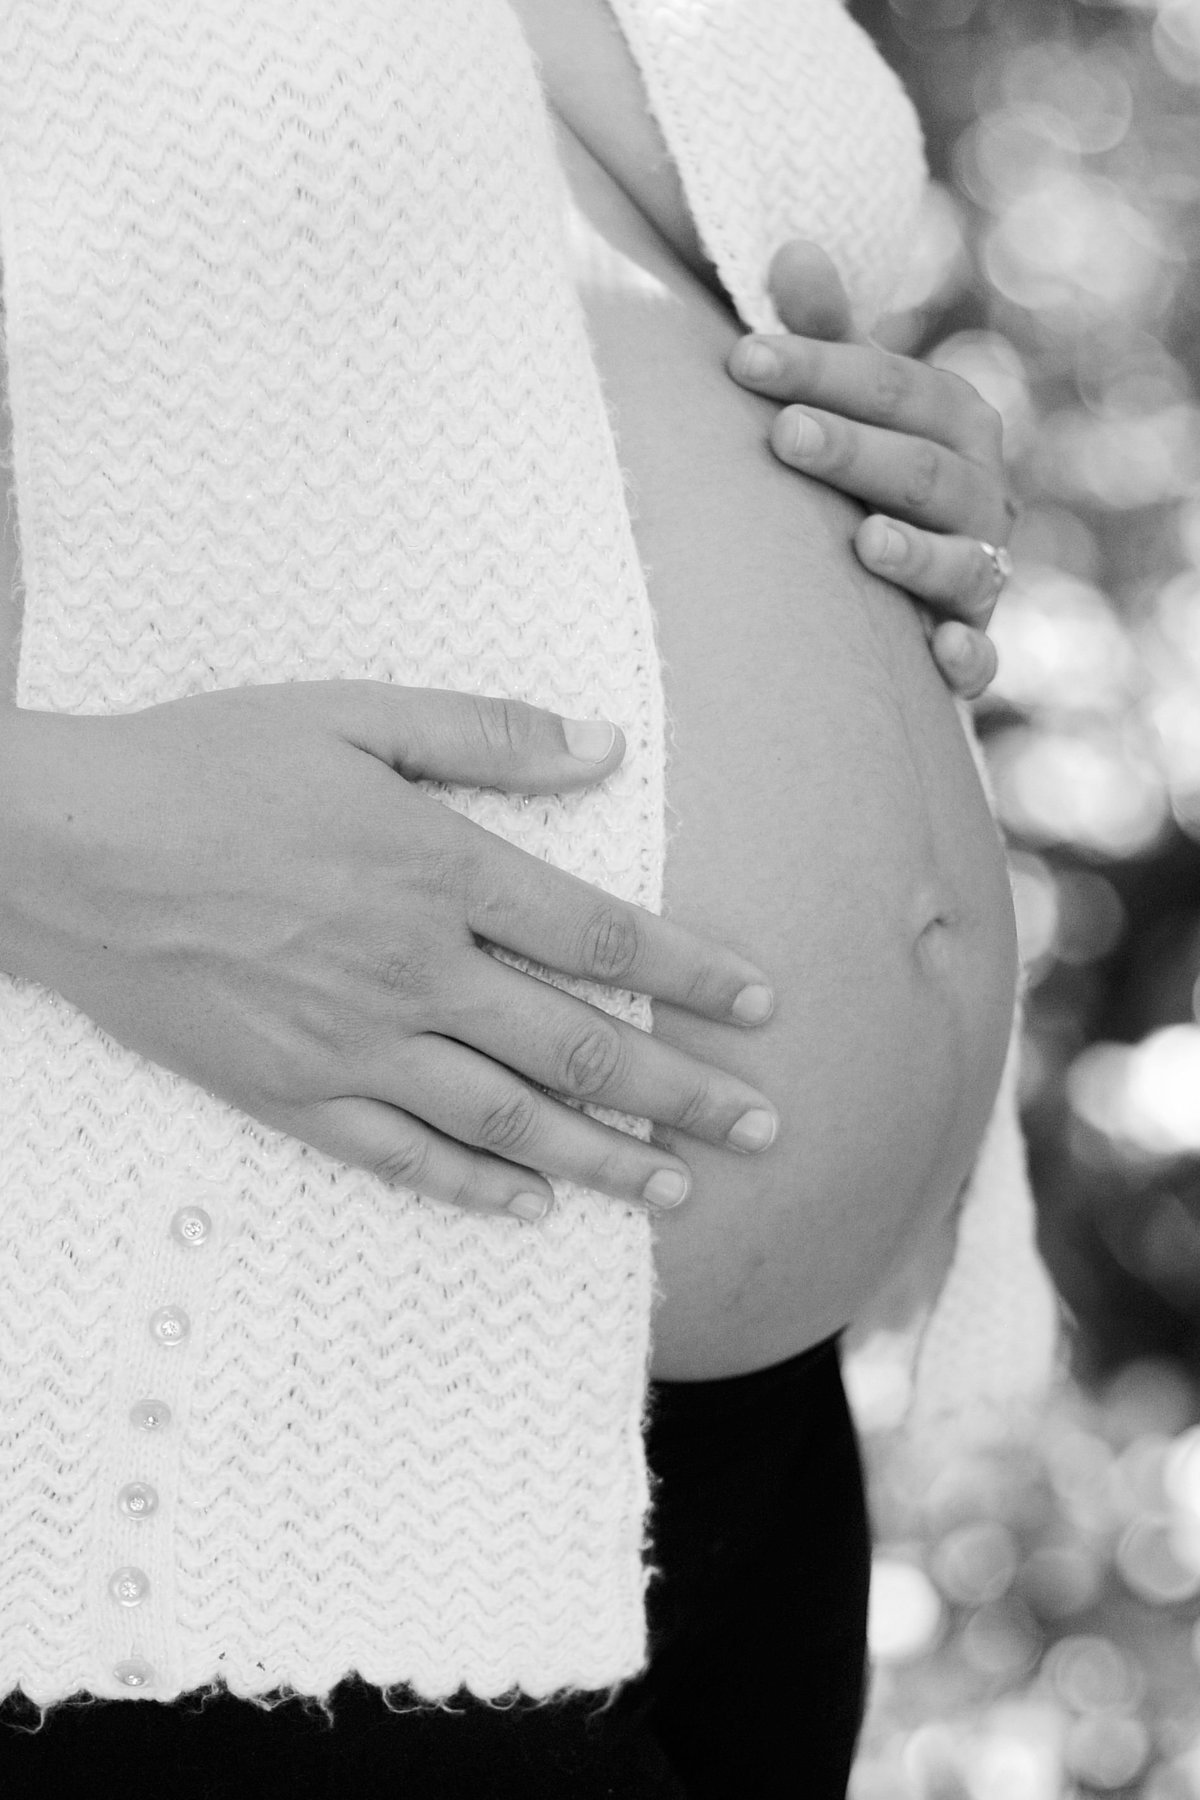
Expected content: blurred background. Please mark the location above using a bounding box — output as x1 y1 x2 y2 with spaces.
844 1 1200 1794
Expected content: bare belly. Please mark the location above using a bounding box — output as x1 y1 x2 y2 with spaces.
0 133 1018 1383
549 121 1019 1379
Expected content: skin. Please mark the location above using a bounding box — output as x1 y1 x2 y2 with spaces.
529 19 1019 1377
0 4 1016 1376
511 0 1013 684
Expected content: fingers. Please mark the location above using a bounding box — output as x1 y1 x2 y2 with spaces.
459 825 774 1025
729 335 1003 470
448 950 779 1152
320 680 627 794
855 516 1007 627
373 1037 709 1214
299 1093 557 1221
930 621 998 702
725 288 1014 662
764 239 854 342
768 405 1007 542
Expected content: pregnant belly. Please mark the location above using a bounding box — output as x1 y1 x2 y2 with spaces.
552 120 1019 1380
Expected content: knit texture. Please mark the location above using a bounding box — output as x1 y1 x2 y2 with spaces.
0 0 1053 1713
909 993 1060 1440
608 0 924 332
906 724 1062 1444
599 0 1060 1436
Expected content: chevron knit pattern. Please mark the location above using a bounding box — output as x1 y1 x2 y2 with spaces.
609 0 926 333
0 0 1052 1716
906 726 1062 1445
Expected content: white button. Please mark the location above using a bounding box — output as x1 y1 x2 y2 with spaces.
128 1398 172 1432
117 1482 159 1521
169 1204 213 1249
148 1304 190 1348
108 1565 150 1607
113 1657 155 1689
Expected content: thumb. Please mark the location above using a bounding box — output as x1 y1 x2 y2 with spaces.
322 680 626 793
766 239 856 343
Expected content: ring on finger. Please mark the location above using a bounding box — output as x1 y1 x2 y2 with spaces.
979 540 1014 603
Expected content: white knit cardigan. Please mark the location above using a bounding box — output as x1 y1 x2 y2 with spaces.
0 0 1058 1712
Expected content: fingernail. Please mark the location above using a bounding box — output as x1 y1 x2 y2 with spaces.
508 1193 549 1223
863 517 906 566
731 983 774 1025
789 412 825 458
643 1168 690 1208
726 1109 778 1153
563 718 617 762
735 340 778 382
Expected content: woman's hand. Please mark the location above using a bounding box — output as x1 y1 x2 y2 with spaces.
0 683 778 1222
727 240 1014 702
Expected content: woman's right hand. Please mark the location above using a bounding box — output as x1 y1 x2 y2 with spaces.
729 240 1012 702
0 681 778 1222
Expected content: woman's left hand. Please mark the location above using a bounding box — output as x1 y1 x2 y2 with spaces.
726 239 1014 702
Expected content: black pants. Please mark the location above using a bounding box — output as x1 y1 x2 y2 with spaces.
2 1332 870 1799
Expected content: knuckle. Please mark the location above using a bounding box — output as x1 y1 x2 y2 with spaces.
583 1141 634 1198
367 936 443 1014
477 1088 541 1154
256 995 369 1095
671 1074 715 1136
438 1167 479 1214
412 836 471 908
372 1135 434 1192
374 948 425 997
677 963 718 1015
870 350 913 422
561 1021 627 1100
902 442 943 512
318 1006 378 1068
578 904 642 984
468 693 526 763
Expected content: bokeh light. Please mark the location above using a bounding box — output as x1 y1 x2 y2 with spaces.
1067 1026 1200 1157
1063 1712 1151 1788
987 569 1140 715
868 1558 946 1662
850 0 1200 1790
1116 1517 1200 1603
928 329 1036 449
1043 1634 1144 1712
987 723 1168 858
